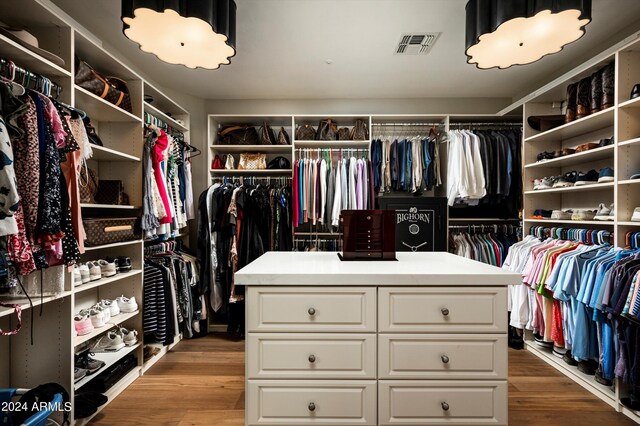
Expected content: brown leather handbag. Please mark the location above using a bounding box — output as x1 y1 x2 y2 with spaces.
83 217 141 247
259 121 277 145
295 124 316 141
95 180 129 205
350 119 369 140
79 166 99 204
316 119 337 140
337 127 351 140
218 125 259 145
238 153 266 170
75 58 132 113
277 127 290 145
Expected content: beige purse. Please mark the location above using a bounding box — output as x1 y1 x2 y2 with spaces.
238 153 267 170
224 154 235 170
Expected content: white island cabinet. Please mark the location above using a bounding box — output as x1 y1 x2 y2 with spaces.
235 252 520 426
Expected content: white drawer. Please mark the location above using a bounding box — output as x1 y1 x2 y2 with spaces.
379 380 507 425
248 333 376 379
378 334 507 379
247 287 376 332
378 287 507 333
247 380 376 425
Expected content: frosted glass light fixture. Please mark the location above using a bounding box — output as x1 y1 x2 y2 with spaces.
465 0 592 69
121 0 236 70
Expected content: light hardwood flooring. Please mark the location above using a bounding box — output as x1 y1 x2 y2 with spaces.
89 333 637 425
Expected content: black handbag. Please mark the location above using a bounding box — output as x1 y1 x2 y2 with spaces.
316 119 337 140
83 116 103 146
267 156 291 170
218 125 259 145
259 121 277 145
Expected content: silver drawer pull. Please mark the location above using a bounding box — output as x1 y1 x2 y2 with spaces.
441 355 450 364
308 307 316 316
308 402 316 412
308 354 316 363
441 308 450 316
441 402 450 411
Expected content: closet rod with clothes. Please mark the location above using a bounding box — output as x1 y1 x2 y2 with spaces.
0 57 62 97
449 223 522 267
371 122 443 127
449 122 522 127
528 225 614 245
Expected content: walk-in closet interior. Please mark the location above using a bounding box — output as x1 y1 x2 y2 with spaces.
1 0 640 425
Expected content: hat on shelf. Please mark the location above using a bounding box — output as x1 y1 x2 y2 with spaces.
527 115 565 132
0 23 66 67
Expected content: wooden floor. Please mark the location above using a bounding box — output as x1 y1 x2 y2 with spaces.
90 333 636 425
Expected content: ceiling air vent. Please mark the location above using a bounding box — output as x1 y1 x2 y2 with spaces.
395 33 441 55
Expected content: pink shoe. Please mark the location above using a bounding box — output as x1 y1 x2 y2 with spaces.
74 314 94 336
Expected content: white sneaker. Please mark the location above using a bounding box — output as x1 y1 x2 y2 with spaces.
92 330 125 352
118 327 138 346
78 264 90 284
100 299 120 317
594 203 613 221
550 210 572 220
83 308 106 328
632 207 640 222
88 262 102 281
73 266 83 287
116 296 138 313
94 303 110 323
572 210 596 221
98 259 117 278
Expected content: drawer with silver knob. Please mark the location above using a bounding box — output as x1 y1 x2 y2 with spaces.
378 380 507 425
247 380 376 425
378 287 507 333
378 334 507 379
248 333 376 379
247 287 376 332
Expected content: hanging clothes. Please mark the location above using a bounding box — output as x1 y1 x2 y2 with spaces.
449 225 521 267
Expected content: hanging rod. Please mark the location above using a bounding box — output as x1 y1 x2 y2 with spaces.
372 122 443 126
449 122 521 127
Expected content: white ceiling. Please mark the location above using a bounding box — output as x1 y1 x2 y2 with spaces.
51 0 640 101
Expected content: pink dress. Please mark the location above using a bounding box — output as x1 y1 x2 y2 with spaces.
152 130 173 225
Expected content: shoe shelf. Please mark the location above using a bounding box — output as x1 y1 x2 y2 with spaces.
74 310 139 347
74 269 143 294
74 342 141 390
293 140 370 148
525 182 615 194
74 366 142 426
619 96 640 110
618 222 640 227
618 179 640 185
524 107 615 144
524 219 614 226
619 137 640 147
75 86 142 123
210 145 293 153
84 240 143 252
0 33 71 77
524 145 614 169
144 101 189 133
80 203 140 210
91 145 141 162
0 291 72 319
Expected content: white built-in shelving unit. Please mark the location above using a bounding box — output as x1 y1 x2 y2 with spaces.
0 0 191 424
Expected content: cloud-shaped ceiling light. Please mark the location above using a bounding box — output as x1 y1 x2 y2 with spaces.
465 0 591 69
121 0 236 70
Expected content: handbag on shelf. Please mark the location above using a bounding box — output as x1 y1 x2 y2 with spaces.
277 127 290 145
218 125 259 145
74 57 132 113
267 156 290 170
238 153 267 170
224 154 235 170
211 155 223 169
83 116 103 146
295 124 316 141
83 217 141 247
79 166 99 204
316 119 338 140
259 121 277 145
95 180 129 205
337 127 350 140
350 119 369 140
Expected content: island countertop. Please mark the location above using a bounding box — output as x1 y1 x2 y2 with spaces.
235 252 520 286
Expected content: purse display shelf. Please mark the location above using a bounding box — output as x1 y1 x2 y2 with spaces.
74 342 141 390
143 101 188 133
73 310 139 347
524 145 614 169
524 106 614 143
210 169 292 175
90 145 141 162
75 85 141 123
210 144 292 153
74 269 143 294
293 140 370 148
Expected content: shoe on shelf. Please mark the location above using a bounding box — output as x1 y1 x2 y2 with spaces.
550 210 572 220
75 391 108 408
594 203 614 220
74 400 98 420
572 210 596 221
598 167 614 183
100 299 120 317
598 137 613 147
562 350 578 366
631 83 640 100
116 295 138 313
87 261 101 281
74 367 89 383
532 209 552 219
75 350 106 375
92 330 125 352
536 151 555 162
78 264 90 284
631 207 640 222
577 359 598 375
552 173 576 188
595 368 613 386
73 266 83 287
552 345 567 358
574 169 599 186
94 303 110 323
534 177 555 190
118 327 138 346
74 314 94 336
116 256 132 273
82 307 106 328
630 172 640 180
98 259 117 277
575 142 599 152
